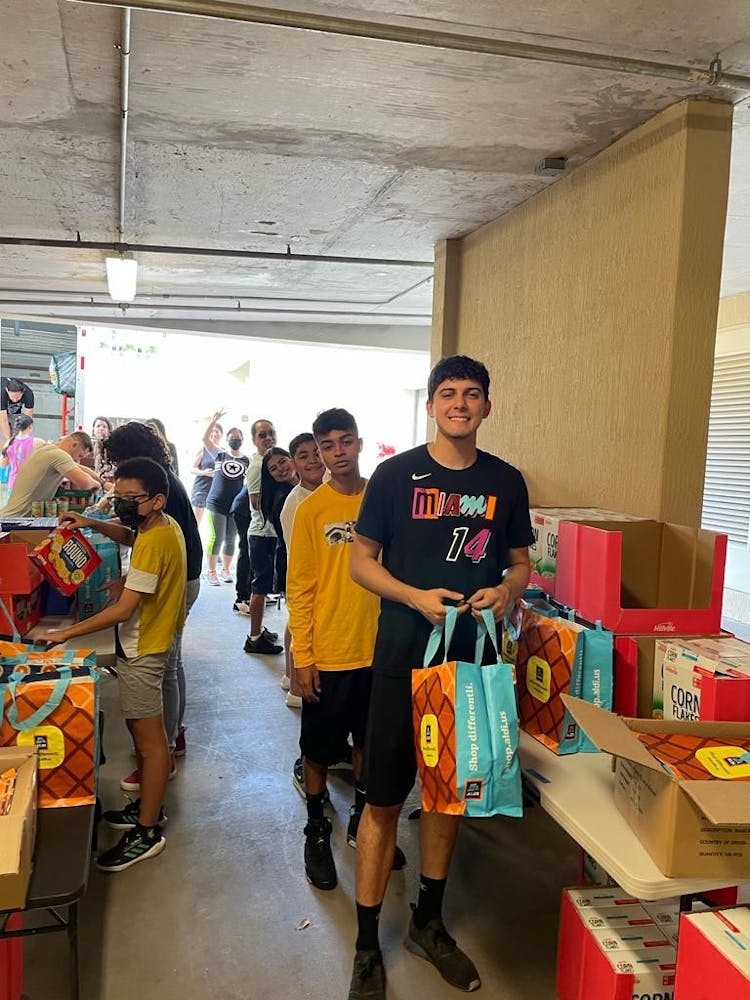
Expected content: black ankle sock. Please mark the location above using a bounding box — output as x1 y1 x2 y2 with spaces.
413 874 447 928
356 902 382 952
307 792 325 822
354 784 366 814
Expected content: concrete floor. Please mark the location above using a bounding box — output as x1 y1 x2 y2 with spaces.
24 582 578 1000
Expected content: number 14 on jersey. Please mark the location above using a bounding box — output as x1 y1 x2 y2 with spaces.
446 527 491 564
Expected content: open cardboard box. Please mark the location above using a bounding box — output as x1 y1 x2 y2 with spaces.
562 695 750 879
0 747 37 910
555 520 726 635
528 508 645 597
0 531 45 594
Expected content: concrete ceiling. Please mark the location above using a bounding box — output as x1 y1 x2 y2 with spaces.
1 0 749 341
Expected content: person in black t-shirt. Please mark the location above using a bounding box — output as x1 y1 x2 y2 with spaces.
1 377 35 441
347 355 534 999
203 411 250 586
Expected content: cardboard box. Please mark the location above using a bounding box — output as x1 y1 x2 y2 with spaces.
528 508 644 596
555 520 727 635
76 530 120 620
0 587 41 639
0 531 45 594
557 888 676 1000
675 907 750 999
563 696 750 879
612 633 725 719
0 747 37 911
657 637 750 722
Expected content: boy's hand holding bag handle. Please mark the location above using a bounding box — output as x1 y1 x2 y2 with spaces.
411 605 523 818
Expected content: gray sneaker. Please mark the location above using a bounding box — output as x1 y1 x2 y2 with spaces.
406 914 480 991
348 949 386 1000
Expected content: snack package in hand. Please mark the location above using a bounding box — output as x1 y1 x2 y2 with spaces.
30 527 102 596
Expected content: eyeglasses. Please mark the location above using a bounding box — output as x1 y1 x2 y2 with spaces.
256 430 275 439
113 492 154 503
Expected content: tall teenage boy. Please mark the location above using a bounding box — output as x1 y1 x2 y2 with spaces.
287 410 385 891
42 457 187 872
348 356 534 999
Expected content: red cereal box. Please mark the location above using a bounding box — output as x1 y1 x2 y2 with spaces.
30 529 102 596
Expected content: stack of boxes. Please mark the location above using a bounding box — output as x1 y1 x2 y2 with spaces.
557 886 677 1000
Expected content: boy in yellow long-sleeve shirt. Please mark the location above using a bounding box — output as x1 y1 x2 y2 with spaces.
288 408 404 891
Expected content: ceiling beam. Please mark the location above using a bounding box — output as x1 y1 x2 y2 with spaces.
67 0 750 91
0 237 433 268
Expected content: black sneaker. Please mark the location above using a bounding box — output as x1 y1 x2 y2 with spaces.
96 825 166 872
243 633 283 655
406 913 480 991
292 757 330 804
304 817 337 890
261 625 280 643
348 949 386 1000
102 799 167 830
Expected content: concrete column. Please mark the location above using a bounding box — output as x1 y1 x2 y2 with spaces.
444 98 733 527
431 238 461 360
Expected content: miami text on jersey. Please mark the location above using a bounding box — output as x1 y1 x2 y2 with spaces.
411 487 497 521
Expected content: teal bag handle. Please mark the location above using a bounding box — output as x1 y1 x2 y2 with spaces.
474 607 501 664
0 595 21 644
422 605 458 667
6 666 73 731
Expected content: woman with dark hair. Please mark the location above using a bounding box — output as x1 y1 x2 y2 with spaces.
147 418 179 475
260 447 298 594
104 421 203 772
91 415 115 483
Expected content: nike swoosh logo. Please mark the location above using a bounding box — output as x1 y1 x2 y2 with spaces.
412 473 432 480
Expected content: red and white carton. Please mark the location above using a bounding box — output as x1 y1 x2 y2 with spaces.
675 907 750 999
658 637 750 722
557 888 676 1000
555 520 726 635
30 528 101 597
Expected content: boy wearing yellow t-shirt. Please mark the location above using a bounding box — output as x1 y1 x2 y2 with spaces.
288 408 403 892
42 456 186 873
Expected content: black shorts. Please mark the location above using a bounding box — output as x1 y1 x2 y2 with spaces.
249 535 276 594
300 668 372 766
363 672 416 807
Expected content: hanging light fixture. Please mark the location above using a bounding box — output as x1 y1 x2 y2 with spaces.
105 254 138 302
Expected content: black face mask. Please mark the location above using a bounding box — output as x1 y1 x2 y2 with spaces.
113 497 147 530
227 436 243 450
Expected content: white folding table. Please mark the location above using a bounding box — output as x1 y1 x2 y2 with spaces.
519 731 746 902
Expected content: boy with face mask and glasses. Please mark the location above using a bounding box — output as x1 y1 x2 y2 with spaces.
41 457 187 873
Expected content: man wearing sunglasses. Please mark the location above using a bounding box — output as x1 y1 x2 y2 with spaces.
242 418 283 655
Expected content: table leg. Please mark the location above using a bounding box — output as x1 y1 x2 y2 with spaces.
67 901 79 1000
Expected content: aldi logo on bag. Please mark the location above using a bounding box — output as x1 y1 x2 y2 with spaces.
464 779 484 801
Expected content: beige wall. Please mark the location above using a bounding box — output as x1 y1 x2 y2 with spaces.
434 99 732 526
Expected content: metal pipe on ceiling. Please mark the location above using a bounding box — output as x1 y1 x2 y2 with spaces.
118 8 132 238
67 0 750 91
0 298 430 319
0 236 433 268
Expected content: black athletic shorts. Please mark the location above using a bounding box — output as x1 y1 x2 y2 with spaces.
363 672 416 807
300 667 372 766
249 535 276 594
